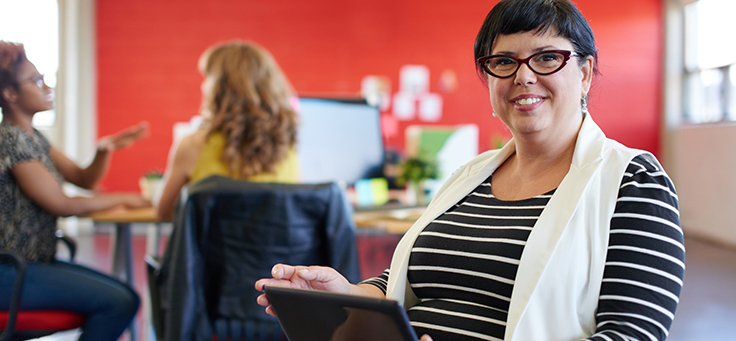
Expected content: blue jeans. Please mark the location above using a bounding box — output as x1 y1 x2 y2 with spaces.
0 260 140 341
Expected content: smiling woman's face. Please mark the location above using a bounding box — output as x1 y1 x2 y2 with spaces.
487 29 593 142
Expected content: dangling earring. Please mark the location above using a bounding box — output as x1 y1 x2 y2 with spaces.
492 112 498 117
581 94 589 115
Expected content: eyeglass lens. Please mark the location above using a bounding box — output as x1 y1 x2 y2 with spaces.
32 75 45 88
483 52 568 78
21 74 45 88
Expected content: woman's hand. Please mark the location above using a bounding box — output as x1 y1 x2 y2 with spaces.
119 194 152 209
255 264 354 316
98 122 149 152
419 334 433 341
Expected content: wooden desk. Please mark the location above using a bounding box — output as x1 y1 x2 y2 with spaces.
353 206 424 235
87 207 160 224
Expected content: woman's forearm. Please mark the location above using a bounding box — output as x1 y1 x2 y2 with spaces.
51 194 148 217
352 283 387 299
77 147 113 189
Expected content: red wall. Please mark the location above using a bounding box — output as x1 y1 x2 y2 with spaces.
96 0 662 192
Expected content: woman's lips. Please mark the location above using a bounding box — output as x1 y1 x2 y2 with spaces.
512 96 544 111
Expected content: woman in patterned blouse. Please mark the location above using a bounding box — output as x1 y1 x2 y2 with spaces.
0 40 150 340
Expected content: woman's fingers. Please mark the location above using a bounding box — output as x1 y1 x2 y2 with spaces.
255 277 298 291
295 267 346 289
271 263 300 279
256 293 270 307
255 264 356 317
255 264 307 291
256 294 277 316
113 125 148 148
101 122 150 151
270 264 333 284
256 264 351 303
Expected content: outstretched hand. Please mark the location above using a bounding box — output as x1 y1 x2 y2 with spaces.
98 122 149 152
255 264 432 341
255 264 353 316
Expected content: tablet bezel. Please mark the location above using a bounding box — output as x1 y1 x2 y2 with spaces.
264 285 418 341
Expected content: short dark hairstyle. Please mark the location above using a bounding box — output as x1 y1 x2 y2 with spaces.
0 41 27 110
473 0 599 80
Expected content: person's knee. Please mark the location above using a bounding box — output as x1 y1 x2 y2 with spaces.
121 288 141 318
107 286 140 319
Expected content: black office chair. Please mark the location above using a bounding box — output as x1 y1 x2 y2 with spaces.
147 175 362 341
0 234 86 341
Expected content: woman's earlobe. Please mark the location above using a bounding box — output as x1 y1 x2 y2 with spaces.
1 87 17 103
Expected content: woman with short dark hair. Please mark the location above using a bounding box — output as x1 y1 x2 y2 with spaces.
256 1 684 340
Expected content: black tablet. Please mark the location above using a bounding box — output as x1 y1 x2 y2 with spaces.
264 285 418 341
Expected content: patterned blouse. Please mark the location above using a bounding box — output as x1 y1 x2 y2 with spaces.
0 123 63 262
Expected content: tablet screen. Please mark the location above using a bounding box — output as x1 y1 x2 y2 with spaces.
264 285 418 341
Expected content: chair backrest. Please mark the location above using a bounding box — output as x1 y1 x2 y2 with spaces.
155 175 362 341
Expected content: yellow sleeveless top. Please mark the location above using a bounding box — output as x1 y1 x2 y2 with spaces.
190 132 300 183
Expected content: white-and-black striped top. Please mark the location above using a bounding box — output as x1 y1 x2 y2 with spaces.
361 155 684 341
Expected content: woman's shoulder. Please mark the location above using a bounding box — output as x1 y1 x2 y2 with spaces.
0 124 42 160
624 154 672 181
0 123 24 143
171 129 209 172
616 154 679 223
178 129 208 151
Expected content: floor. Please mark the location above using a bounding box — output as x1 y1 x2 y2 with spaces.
36 226 736 341
667 237 736 341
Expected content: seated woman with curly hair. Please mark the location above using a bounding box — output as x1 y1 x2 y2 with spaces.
155 41 299 220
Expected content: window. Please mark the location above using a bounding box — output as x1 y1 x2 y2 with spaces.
0 0 59 126
683 0 736 123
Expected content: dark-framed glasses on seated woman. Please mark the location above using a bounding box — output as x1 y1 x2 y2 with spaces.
478 50 580 78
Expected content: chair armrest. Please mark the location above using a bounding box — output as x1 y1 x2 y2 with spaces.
0 250 28 341
55 230 76 261
145 254 161 272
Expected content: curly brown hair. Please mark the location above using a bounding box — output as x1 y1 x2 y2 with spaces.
0 41 27 110
198 41 298 178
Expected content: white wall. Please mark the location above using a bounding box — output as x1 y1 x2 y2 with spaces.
672 123 736 247
56 0 96 162
56 0 97 236
662 0 736 249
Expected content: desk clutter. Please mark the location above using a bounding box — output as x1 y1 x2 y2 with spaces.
353 207 425 235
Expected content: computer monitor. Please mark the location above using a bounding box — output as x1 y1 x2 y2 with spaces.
296 97 384 185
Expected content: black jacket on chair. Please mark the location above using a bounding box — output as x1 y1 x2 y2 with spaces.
153 175 362 341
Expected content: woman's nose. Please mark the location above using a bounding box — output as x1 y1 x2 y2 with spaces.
514 62 537 85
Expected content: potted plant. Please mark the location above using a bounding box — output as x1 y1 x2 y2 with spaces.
139 171 163 201
397 153 439 205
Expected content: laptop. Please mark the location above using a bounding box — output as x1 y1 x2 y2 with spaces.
263 285 418 341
